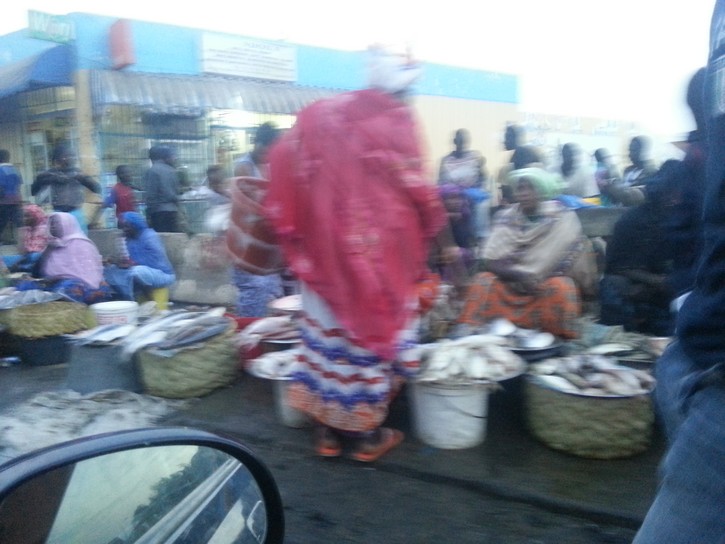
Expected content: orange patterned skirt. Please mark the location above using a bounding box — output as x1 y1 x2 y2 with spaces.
458 272 581 338
288 285 421 433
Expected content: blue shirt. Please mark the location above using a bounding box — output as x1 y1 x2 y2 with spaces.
127 228 174 275
0 163 22 204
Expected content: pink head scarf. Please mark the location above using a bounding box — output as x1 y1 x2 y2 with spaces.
42 212 104 289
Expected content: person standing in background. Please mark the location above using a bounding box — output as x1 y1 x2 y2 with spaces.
0 149 23 244
496 124 526 197
622 136 658 188
205 165 231 207
594 148 623 206
229 124 283 316
557 142 600 200
438 129 490 246
234 122 280 179
31 143 100 233
143 145 181 233
103 165 138 222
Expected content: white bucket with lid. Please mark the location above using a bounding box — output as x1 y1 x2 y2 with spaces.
411 381 490 449
90 301 139 326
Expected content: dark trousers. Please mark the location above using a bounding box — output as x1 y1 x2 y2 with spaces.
148 211 179 233
0 204 20 243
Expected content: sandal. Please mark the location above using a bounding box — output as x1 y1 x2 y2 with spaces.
349 428 404 463
314 427 342 458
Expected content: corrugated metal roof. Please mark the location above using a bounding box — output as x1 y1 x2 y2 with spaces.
91 70 339 115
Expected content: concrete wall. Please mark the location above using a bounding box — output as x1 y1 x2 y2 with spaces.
88 229 237 307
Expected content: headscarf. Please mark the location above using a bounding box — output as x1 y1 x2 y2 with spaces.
121 211 174 275
120 211 148 233
42 212 103 289
507 167 563 200
21 204 49 253
366 45 422 95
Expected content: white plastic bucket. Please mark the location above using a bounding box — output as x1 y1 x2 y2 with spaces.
90 301 139 326
411 381 489 449
273 379 311 428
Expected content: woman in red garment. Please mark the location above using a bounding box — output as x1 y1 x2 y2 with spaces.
265 47 448 461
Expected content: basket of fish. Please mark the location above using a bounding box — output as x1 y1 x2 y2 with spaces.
524 355 656 459
120 309 238 398
411 335 526 449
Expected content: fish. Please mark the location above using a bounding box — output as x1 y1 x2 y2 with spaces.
241 316 292 336
73 324 123 344
487 318 517 336
155 322 230 350
528 354 655 397
122 330 168 357
519 332 555 349
587 343 634 356
119 311 201 359
535 375 580 394
78 324 137 345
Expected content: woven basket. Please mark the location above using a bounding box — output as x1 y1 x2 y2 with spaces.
524 375 654 459
0 301 92 338
137 320 239 398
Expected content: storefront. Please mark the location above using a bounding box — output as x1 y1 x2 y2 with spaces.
0 11 520 205
89 70 334 186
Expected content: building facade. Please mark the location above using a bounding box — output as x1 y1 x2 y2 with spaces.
0 11 522 204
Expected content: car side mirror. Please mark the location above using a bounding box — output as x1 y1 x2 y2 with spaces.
0 427 284 543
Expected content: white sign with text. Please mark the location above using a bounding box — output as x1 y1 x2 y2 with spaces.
201 34 296 82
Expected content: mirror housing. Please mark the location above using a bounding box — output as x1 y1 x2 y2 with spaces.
0 427 284 543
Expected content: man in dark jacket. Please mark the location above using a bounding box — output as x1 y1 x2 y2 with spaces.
31 143 100 232
143 145 181 232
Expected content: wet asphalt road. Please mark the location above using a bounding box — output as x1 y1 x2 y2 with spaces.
1 362 656 543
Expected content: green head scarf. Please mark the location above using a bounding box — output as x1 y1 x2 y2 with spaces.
507 167 562 200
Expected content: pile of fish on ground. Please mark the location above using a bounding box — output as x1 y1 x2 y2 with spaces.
71 308 232 360
0 390 188 459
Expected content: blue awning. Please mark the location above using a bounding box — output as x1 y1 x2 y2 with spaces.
0 45 74 101
91 70 338 116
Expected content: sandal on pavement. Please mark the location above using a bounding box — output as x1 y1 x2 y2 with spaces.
314 427 342 458
349 428 404 463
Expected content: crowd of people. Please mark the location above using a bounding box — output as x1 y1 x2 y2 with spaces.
0 5 724 534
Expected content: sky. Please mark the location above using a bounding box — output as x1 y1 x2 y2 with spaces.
0 1 717 140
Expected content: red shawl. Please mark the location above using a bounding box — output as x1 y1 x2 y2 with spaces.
265 89 446 358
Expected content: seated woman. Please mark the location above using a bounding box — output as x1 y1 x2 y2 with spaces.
104 212 175 300
2 204 49 273
16 212 111 304
458 168 597 339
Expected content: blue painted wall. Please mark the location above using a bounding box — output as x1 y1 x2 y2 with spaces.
0 13 518 104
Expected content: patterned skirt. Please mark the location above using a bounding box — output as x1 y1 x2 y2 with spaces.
288 284 420 433
458 272 581 338
17 278 113 305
